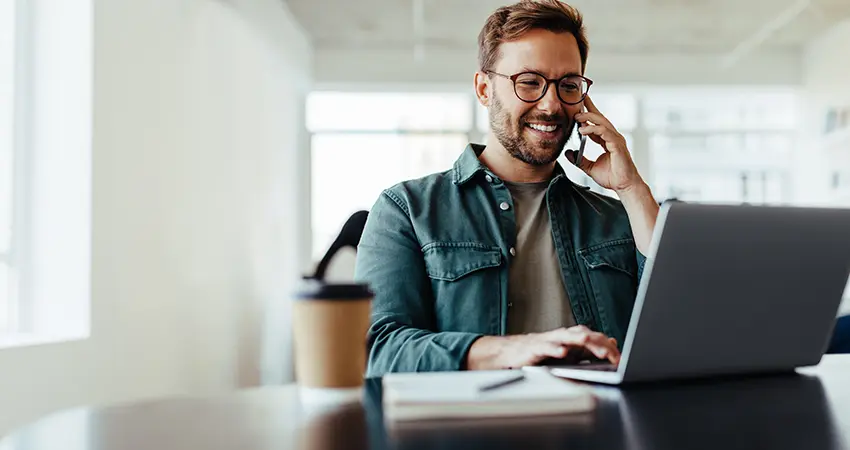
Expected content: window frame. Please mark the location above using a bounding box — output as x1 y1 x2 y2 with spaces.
11 0 35 333
1 0 35 335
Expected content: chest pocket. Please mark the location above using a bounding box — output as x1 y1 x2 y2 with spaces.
578 239 639 345
423 243 502 332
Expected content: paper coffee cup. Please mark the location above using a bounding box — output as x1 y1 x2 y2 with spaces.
292 278 373 402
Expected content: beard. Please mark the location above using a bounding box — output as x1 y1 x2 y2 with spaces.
489 92 572 166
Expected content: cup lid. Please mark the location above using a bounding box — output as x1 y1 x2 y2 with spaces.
296 277 373 300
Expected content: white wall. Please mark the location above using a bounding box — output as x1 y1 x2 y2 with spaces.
796 19 850 206
798 19 850 314
0 0 311 436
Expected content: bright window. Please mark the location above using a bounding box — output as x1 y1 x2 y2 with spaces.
643 90 796 131
646 89 797 204
1 0 17 335
311 132 467 258
1 0 92 347
308 92 472 132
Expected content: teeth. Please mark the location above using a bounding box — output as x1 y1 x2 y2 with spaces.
528 123 558 132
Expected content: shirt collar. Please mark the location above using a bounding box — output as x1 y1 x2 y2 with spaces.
452 143 569 186
452 143 488 185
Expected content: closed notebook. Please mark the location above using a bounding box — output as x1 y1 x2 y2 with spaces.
382 369 595 421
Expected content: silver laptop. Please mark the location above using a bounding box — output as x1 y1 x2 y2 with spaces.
543 202 850 385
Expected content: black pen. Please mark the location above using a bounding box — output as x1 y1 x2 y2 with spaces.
478 373 526 392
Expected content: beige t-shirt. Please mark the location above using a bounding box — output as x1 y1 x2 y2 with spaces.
504 180 577 335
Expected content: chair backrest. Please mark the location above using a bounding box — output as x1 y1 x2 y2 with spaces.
313 210 369 281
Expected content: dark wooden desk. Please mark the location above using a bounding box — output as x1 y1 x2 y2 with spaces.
2 356 849 450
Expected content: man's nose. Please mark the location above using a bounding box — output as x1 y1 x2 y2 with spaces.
536 82 562 115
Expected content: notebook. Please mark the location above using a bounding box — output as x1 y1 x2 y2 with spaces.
382 369 595 421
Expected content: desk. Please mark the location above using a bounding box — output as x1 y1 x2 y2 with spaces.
2 355 849 450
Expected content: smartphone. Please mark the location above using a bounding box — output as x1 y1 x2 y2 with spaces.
570 116 587 167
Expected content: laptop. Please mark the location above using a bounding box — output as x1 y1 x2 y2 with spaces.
538 202 850 385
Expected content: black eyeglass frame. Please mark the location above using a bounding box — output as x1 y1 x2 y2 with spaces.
486 70 593 105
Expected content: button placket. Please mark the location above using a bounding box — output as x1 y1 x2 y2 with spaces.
492 185 516 336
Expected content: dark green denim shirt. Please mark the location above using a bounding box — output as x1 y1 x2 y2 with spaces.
355 144 647 377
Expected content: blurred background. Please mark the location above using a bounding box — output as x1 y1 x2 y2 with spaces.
1 0 849 437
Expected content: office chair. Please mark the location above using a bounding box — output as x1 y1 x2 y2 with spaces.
312 210 369 281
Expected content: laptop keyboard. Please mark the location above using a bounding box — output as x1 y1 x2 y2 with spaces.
575 363 618 371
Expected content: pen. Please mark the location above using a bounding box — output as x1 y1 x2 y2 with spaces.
478 373 526 392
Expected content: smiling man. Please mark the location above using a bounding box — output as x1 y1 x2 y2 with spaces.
355 0 660 376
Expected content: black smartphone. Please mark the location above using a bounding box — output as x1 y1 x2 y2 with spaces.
569 118 587 167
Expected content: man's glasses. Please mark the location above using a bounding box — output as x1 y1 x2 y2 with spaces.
486 71 593 105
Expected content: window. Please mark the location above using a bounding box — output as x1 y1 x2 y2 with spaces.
308 92 472 132
311 133 467 256
1 0 92 346
1 0 18 334
646 89 797 204
308 92 471 258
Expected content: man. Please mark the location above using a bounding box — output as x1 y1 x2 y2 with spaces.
355 0 659 376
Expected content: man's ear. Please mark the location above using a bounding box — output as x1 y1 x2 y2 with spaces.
474 71 491 107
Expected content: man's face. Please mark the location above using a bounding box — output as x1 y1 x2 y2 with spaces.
486 29 584 166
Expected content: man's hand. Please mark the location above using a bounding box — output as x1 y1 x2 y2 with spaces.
465 325 620 371
570 94 660 254
571 95 643 193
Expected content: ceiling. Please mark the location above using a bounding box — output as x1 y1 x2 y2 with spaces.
285 0 850 54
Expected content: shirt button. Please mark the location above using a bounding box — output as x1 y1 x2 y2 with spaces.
499 202 510 211
509 247 516 256
508 302 513 308
485 175 493 183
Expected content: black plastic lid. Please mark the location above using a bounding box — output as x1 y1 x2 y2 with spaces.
296 277 373 300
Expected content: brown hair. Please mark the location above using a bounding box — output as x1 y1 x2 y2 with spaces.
478 0 588 73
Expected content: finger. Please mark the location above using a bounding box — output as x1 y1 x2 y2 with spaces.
551 328 621 363
579 124 616 142
584 342 620 364
579 125 625 153
575 111 614 130
583 330 620 353
575 154 594 173
591 334 622 363
549 326 603 346
586 132 606 147
545 342 567 359
583 95 609 125
581 342 613 360
584 94 600 114
579 339 621 364
535 341 567 360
